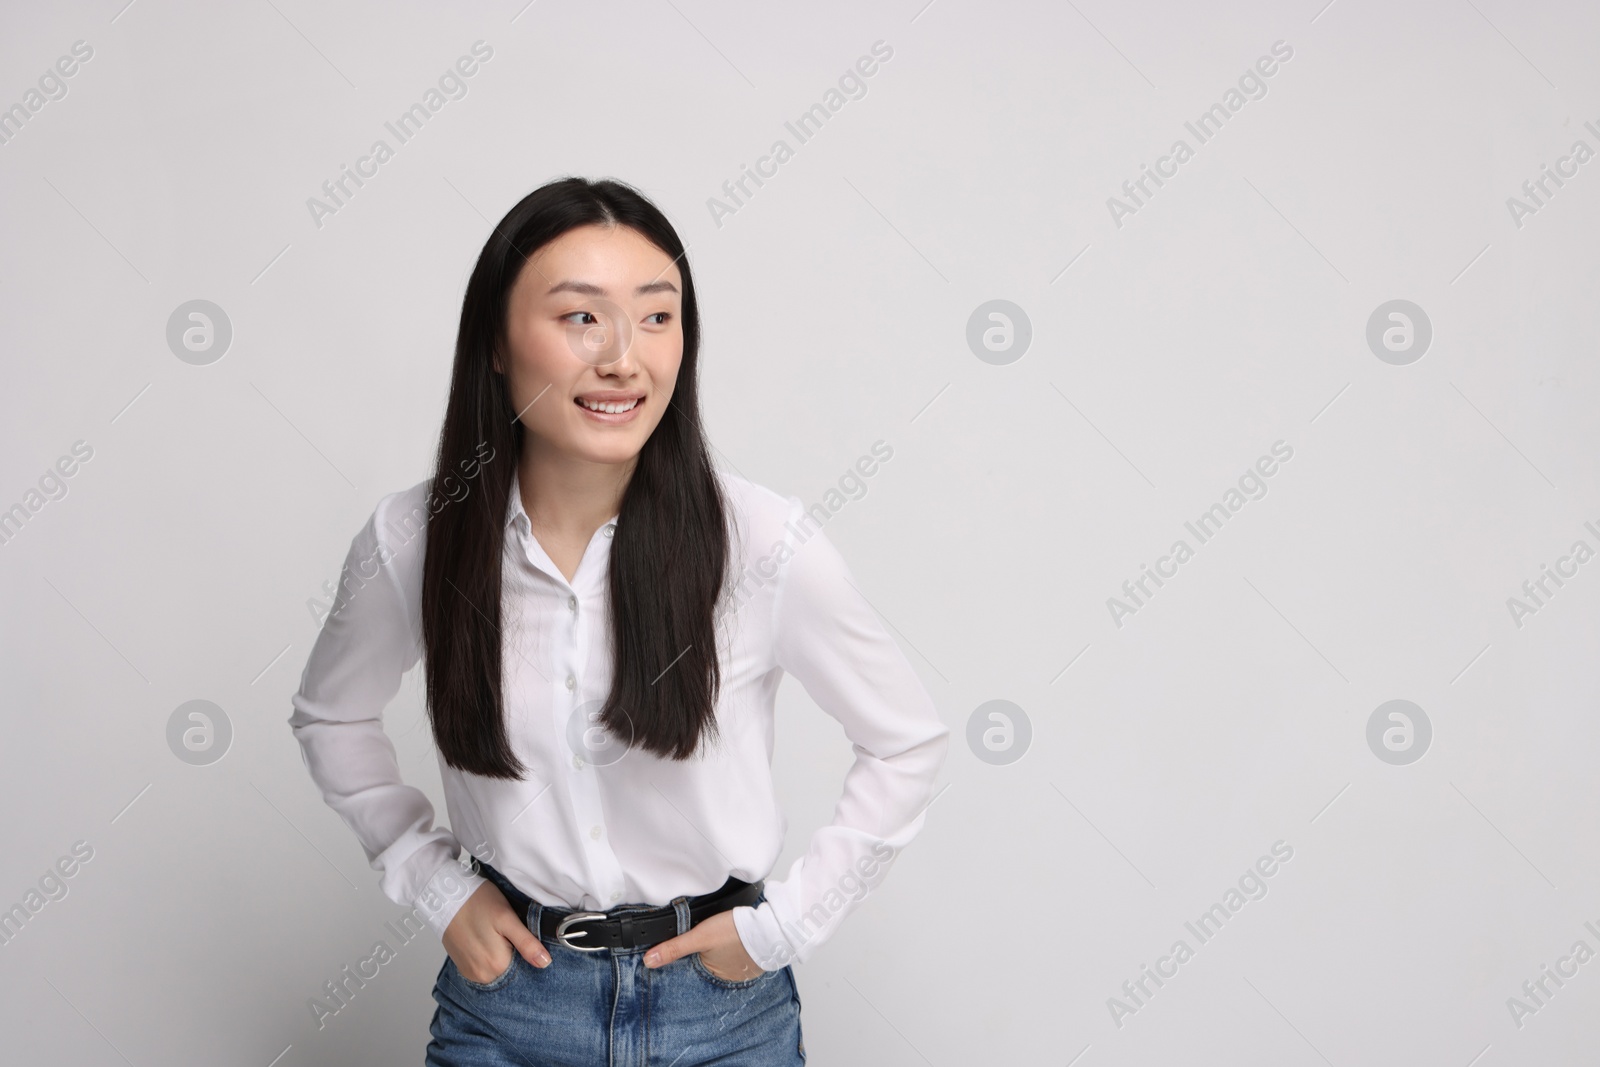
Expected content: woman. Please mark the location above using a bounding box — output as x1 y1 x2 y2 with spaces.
288 176 949 1065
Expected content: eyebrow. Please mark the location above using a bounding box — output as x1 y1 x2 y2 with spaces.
546 279 679 297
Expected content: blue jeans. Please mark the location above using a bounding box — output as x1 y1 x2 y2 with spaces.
426 860 806 1066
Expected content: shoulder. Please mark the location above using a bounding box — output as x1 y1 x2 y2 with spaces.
368 477 433 552
713 467 802 559
360 477 435 601
715 466 794 517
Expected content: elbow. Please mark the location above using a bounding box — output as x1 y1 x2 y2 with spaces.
927 723 951 782
923 701 952 762
286 692 316 732
932 720 952 765
899 715 950 776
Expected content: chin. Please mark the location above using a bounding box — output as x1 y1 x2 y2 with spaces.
575 440 647 465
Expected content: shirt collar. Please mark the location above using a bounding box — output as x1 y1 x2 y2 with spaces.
506 469 531 534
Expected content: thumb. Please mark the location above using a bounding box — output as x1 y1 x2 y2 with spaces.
644 929 699 968
501 917 552 968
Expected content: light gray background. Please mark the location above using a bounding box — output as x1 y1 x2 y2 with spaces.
3 0 1597 1064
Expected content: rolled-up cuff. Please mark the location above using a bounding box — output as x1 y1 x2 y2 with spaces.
730 901 796 972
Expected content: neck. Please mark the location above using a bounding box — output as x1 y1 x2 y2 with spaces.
517 439 634 539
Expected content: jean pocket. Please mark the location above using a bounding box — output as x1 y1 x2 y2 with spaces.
455 952 519 992
691 951 773 990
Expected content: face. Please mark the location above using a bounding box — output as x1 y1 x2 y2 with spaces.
497 223 684 468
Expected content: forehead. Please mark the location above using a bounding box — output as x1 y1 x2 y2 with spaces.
524 224 682 296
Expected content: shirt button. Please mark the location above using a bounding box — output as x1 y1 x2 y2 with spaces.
565 675 576 691
590 825 603 840
603 524 615 538
568 595 577 612
572 754 585 770
610 890 622 902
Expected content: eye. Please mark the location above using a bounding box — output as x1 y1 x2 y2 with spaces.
561 311 599 326
645 312 672 326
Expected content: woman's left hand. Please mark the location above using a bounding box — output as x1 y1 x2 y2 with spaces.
643 909 763 981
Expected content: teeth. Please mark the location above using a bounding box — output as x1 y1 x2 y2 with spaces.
579 397 640 414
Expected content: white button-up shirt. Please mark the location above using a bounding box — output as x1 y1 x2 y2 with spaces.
288 467 949 970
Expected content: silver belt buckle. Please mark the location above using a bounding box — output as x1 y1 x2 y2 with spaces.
554 910 610 951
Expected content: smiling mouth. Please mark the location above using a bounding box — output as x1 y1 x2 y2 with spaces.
576 396 642 414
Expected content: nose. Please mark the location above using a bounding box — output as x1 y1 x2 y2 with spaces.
594 319 639 376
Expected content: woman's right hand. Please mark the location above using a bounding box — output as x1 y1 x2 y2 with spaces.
442 881 551 982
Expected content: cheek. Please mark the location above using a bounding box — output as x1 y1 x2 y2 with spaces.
507 309 570 361
651 344 685 391
522 326 571 371
659 362 683 394
506 332 573 392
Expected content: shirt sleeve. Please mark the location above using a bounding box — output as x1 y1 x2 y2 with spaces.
287 500 487 940
730 498 950 970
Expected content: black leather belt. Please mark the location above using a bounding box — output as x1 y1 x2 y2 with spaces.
539 875 763 951
466 856 763 952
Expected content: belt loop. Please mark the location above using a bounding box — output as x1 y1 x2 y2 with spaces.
671 894 692 936
527 898 543 943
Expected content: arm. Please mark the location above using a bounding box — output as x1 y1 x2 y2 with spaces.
287 501 487 939
730 499 950 970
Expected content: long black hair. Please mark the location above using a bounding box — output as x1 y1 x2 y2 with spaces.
421 176 729 779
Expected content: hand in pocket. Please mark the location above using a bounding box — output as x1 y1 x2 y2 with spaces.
642 909 762 981
442 881 551 983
